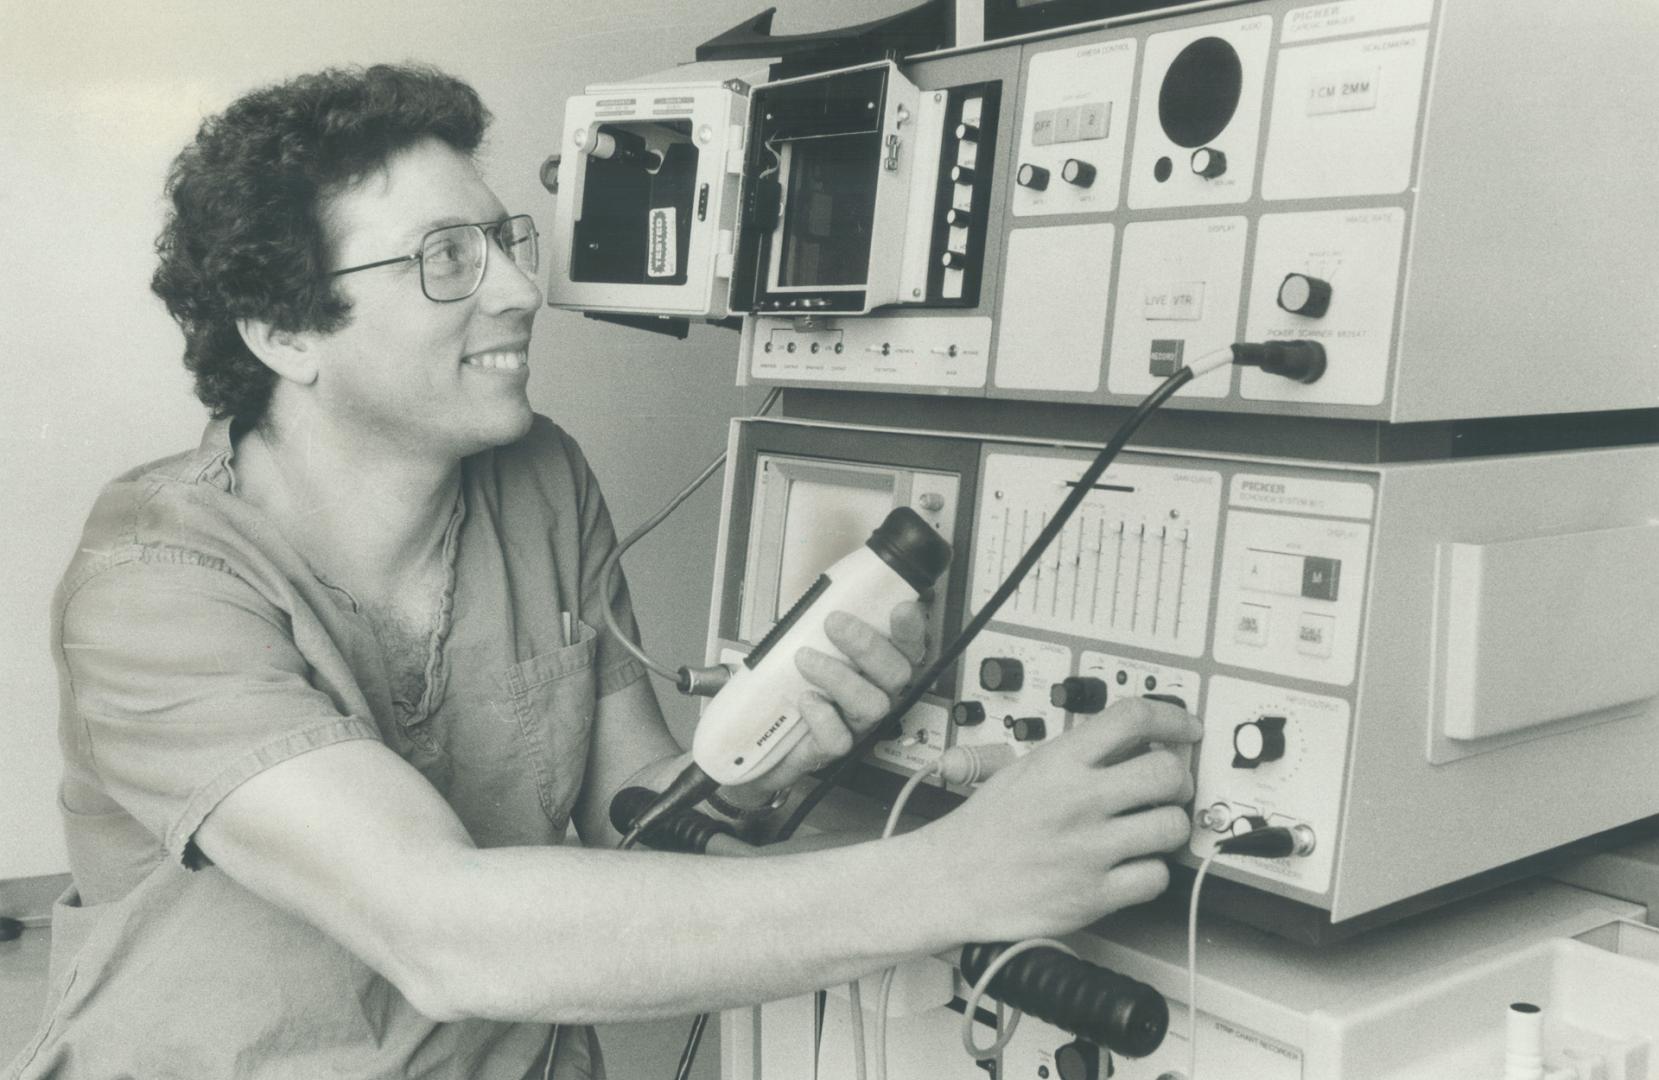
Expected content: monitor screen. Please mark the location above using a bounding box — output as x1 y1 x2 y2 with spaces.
773 474 894 619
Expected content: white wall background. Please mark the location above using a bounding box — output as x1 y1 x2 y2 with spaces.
0 0 902 881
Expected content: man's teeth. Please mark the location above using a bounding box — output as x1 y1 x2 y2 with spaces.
464 350 527 370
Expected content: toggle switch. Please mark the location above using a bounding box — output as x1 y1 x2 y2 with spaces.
1190 147 1227 179
1276 272 1333 318
1016 163 1050 190
1060 158 1096 188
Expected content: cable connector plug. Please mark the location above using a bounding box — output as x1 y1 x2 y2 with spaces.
1216 825 1297 858
1231 340 1327 384
676 662 737 698
936 744 1016 786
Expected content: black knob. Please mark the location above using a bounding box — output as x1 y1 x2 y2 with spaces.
1016 163 1050 190
1276 272 1333 318
1055 1039 1106 1080
1190 146 1227 179
1050 676 1108 714
951 164 977 185
1008 716 1048 742
944 206 971 227
1060 158 1096 188
1232 715 1287 768
979 657 1025 692
955 121 981 142
952 700 987 727
940 250 967 270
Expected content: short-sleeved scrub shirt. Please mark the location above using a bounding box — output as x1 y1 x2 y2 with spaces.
6 413 647 1080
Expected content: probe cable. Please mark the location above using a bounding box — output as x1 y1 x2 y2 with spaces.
599 387 782 688
1185 826 1301 1080
773 346 1235 844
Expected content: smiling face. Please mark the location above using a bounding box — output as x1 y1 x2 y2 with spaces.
303 136 543 462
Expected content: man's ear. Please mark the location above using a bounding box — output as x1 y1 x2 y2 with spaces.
237 318 318 386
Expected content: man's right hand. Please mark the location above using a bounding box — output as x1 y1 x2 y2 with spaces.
921 696 1202 944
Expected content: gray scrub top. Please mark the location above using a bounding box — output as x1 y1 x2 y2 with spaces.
6 414 647 1079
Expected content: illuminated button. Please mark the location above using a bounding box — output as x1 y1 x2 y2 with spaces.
1148 339 1185 377
951 701 987 726
1296 613 1335 659
1077 101 1110 141
1053 106 1081 143
1032 110 1057 146
1060 159 1096 187
1016 163 1050 191
955 121 981 142
1190 147 1227 179
1301 556 1341 601
1234 604 1270 647
1007 716 1048 742
1049 676 1108 714
1277 273 1333 318
979 657 1025 692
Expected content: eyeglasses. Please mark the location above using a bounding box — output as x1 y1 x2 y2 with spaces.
328 214 539 302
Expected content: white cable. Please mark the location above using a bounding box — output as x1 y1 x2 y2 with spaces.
960 938 1079 1061
848 980 869 1080
1185 344 1237 381
541 1024 561 1080
860 759 943 1080
1187 853 1220 1080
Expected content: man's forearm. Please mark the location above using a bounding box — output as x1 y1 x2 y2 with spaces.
413 828 961 1023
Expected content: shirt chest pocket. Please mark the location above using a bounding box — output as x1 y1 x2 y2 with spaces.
499 618 599 832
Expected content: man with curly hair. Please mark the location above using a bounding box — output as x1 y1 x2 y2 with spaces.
9 64 1198 1078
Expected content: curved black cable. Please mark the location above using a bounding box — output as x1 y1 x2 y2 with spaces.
774 365 1197 841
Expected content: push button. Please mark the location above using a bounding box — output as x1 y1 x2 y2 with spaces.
1234 604 1270 647
1295 613 1335 658
1301 556 1341 601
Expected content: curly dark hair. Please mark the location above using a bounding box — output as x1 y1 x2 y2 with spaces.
151 64 491 424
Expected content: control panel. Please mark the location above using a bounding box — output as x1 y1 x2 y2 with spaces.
709 420 1659 920
716 0 1659 421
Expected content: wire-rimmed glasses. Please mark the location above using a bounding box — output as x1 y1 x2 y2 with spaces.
328 214 538 302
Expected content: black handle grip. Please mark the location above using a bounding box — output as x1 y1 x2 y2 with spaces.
609 786 736 854
959 942 1169 1058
